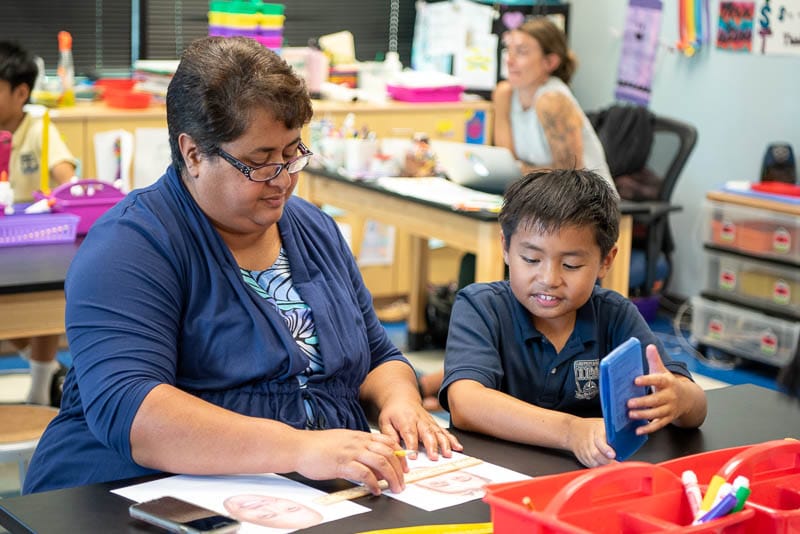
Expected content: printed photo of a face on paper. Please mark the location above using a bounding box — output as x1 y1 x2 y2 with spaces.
385 452 530 512
113 473 368 533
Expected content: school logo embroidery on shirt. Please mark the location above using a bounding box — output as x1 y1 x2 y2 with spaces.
20 152 39 175
574 359 599 400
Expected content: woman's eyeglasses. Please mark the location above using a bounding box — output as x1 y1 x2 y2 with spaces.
217 142 313 183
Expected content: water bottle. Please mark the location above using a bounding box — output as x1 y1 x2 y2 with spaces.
57 31 75 107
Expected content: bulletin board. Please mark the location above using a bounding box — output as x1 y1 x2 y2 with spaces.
412 1 570 99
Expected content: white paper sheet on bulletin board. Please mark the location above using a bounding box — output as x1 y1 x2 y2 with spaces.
755 0 800 55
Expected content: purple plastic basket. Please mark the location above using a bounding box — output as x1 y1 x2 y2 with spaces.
34 179 125 235
0 212 79 247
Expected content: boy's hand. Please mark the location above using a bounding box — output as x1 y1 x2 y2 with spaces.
628 344 688 434
566 417 616 467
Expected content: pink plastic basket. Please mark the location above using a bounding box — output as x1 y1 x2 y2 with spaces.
0 212 79 247
35 179 125 235
386 84 464 102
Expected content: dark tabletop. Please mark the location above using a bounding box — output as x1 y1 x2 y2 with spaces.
304 167 666 221
1 384 797 534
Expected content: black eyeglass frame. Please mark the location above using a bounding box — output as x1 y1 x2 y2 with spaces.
216 142 314 182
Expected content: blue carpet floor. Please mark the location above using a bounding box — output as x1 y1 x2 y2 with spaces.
0 350 72 372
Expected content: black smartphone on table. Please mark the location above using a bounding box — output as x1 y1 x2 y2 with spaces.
129 496 240 533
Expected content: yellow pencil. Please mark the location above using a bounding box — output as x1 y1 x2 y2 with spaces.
393 449 418 458
40 108 50 194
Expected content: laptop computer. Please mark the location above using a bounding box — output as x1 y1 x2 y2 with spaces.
430 140 523 195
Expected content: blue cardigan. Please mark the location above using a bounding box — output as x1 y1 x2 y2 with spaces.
24 166 407 493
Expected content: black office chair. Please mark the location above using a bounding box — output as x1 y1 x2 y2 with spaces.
589 106 698 296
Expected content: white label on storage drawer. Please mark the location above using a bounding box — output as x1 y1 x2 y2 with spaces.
721 220 736 242
760 330 778 356
773 227 791 254
708 317 724 339
719 268 736 291
774 280 791 305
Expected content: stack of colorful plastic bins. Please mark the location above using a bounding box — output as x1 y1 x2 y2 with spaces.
208 1 285 52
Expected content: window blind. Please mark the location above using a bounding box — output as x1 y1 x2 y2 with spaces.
142 0 415 65
0 1 132 76
1 1 416 73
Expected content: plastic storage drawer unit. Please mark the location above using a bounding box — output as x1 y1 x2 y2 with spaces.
691 296 800 366
706 250 800 313
705 200 800 262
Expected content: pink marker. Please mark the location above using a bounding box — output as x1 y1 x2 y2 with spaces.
682 470 703 518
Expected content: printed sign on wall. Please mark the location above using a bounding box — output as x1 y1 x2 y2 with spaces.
717 1 755 51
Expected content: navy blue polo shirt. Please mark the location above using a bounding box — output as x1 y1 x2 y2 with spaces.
439 282 691 417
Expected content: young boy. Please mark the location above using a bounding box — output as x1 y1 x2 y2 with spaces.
1 40 76 405
440 169 707 467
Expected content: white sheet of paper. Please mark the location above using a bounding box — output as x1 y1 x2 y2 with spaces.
375 176 503 211
133 127 171 190
423 1 466 55
386 451 530 511
93 129 134 190
453 33 498 90
358 220 395 267
113 473 369 533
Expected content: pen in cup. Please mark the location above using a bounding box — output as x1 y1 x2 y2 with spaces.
699 474 726 515
693 487 738 525
731 475 751 512
681 470 703 518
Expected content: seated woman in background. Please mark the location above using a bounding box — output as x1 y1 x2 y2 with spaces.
493 17 613 188
23 36 460 495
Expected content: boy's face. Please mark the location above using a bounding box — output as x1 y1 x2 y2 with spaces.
0 80 28 129
502 222 616 332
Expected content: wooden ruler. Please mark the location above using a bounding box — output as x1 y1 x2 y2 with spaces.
314 456 484 505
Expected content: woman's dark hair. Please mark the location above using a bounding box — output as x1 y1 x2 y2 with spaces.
499 169 620 257
517 17 577 84
167 36 314 174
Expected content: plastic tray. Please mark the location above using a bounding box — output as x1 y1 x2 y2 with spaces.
484 462 754 533
386 84 464 102
0 211 79 247
104 89 152 109
35 179 125 235
484 440 800 534
660 439 800 534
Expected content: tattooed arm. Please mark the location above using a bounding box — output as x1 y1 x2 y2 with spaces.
491 81 516 156
534 91 585 169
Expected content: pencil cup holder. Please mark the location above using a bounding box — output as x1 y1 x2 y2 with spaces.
344 138 379 174
319 137 345 170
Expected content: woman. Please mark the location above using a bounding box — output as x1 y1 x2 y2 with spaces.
493 17 612 186
23 36 460 495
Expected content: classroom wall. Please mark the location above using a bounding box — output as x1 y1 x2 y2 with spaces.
567 0 800 300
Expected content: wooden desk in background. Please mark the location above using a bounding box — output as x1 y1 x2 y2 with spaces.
0 242 79 340
50 98 493 187
50 99 493 301
299 169 640 349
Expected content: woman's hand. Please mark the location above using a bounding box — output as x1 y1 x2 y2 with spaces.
377 398 463 461
292 429 407 495
360 361 463 461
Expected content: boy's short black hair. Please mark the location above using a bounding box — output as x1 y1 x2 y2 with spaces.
499 169 620 257
0 41 38 93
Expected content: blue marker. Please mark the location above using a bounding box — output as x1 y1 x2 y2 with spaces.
693 491 739 525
